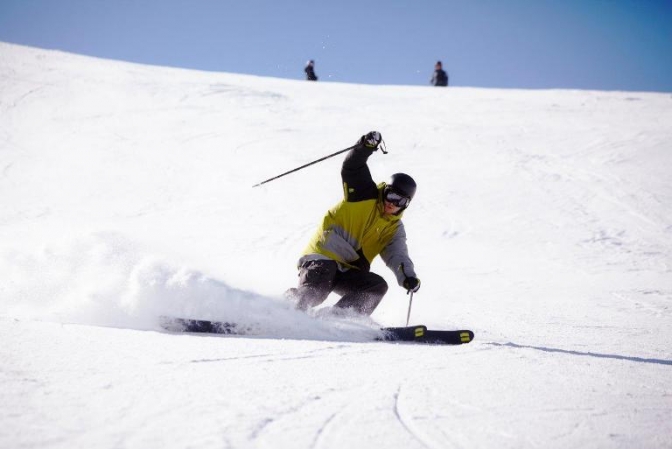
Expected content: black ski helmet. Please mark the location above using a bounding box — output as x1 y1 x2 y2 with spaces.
386 173 417 201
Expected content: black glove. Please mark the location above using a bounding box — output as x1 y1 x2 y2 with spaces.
403 276 421 293
360 131 382 149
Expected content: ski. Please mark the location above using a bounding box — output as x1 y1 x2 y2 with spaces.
419 329 474 345
160 316 474 345
381 325 474 345
160 316 242 334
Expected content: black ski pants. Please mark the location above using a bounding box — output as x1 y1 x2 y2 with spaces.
294 259 388 316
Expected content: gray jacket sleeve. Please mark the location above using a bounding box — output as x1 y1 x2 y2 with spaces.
380 222 417 286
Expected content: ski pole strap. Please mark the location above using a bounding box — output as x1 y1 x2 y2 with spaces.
378 139 388 154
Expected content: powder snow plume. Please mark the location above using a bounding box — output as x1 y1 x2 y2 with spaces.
0 232 380 342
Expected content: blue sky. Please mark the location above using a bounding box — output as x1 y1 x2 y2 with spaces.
1 0 671 92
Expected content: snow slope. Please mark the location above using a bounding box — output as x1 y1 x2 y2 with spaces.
1 42 671 448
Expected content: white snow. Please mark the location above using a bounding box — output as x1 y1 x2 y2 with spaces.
1 42 671 448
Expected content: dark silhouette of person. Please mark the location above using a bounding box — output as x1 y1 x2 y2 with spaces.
304 60 318 81
431 61 448 86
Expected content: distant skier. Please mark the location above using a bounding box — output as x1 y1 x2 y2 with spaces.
304 60 318 81
431 61 448 87
285 131 421 315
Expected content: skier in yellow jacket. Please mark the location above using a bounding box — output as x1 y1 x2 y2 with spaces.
286 131 421 315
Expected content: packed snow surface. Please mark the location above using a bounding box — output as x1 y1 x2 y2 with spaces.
1 42 671 448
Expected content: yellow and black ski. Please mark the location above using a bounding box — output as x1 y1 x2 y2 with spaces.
381 325 474 345
161 316 474 345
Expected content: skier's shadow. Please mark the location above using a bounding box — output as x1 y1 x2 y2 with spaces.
486 342 672 366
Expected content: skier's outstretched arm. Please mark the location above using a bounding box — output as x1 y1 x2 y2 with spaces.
341 131 382 201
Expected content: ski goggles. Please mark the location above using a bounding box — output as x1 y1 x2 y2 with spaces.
384 190 411 208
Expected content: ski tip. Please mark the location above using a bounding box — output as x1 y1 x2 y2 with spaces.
460 330 474 343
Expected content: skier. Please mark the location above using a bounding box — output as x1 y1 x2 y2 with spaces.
304 60 318 81
431 61 448 87
285 131 421 316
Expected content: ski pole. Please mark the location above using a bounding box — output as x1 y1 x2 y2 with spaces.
252 144 357 187
400 262 416 326
405 291 414 326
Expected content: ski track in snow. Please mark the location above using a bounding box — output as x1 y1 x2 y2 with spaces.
1 42 671 449
393 384 449 449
